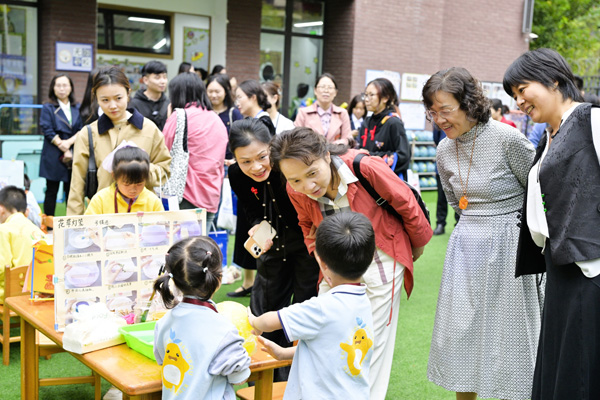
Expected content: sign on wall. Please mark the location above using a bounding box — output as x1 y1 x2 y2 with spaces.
183 27 210 71
400 73 431 102
56 42 94 72
365 70 401 97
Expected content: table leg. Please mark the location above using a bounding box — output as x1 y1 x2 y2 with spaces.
123 392 161 400
253 369 274 400
20 318 39 400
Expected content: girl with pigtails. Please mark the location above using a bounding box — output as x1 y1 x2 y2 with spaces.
153 237 251 399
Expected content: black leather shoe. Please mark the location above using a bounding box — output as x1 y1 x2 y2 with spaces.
433 224 445 235
227 285 252 298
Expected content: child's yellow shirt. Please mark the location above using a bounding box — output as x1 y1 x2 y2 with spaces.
0 212 44 301
85 184 164 215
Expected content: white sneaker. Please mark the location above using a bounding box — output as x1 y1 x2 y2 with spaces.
103 386 123 400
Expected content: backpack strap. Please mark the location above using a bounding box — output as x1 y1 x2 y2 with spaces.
352 153 431 226
352 153 404 223
87 125 96 172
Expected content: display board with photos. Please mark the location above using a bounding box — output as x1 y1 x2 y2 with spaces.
53 209 207 331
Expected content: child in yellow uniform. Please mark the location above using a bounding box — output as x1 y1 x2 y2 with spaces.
85 146 163 215
86 146 163 399
0 186 44 302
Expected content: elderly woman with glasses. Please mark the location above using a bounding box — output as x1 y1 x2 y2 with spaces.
294 73 351 145
359 78 410 179
423 67 544 400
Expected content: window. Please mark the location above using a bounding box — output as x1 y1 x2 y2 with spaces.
0 2 39 135
261 0 324 115
97 8 172 56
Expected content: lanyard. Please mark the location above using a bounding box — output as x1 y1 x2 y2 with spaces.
114 186 135 214
181 297 218 312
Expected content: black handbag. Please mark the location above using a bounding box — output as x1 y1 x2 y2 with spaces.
84 125 98 199
352 153 431 226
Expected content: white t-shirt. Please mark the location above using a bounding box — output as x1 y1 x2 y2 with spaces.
272 112 295 135
278 284 373 400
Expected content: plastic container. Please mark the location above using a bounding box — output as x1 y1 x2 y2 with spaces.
119 321 156 361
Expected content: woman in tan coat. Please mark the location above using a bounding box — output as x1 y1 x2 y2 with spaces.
67 67 171 216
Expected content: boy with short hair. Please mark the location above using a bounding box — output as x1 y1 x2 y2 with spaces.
129 60 169 130
248 212 375 399
0 186 44 302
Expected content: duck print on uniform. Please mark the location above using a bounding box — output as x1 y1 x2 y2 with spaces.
162 329 191 394
340 317 373 377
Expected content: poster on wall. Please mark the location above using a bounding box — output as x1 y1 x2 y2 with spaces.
365 70 401 97
183 27 210 71
0 160 24 189
400 73 431 101
482 82 517 110
53 209 207 331
56 42 93 72
96 57 145 94
399 102 426 130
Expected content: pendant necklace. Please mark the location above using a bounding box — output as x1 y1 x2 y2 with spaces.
455 127 477 210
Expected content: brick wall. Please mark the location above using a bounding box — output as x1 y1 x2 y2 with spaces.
226 0 262 83
39 0 96 104
323 0 356 104
350 0 529 98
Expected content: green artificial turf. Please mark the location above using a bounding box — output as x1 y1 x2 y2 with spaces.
0 192 483 399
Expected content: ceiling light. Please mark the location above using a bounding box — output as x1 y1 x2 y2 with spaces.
293 21 323 28
128 16 165 24
153 38 167 50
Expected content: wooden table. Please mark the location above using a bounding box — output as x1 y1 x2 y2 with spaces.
6 295 291 400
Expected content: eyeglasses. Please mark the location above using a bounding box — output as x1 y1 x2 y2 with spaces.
361 92 377 100
316 85 336 92
54 84 71 89
425 106 459 121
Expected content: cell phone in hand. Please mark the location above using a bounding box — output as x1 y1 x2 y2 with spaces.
244 220 277 258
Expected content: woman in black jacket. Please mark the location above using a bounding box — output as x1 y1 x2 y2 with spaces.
228 118 320 380
359 78 410 179
39 74 83 215
504 48 600 400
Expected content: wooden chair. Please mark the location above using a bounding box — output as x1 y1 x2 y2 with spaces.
41 214 54 234
1 266 101 399
236 381 287 400
1 265 28 365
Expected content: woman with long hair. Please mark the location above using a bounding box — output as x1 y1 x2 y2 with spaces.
423 67 542 400
235 80 275 135
206 73 243 161
163 72 227 226
504 48 599 399
67 67 171 215
359 78 410 179
39 73 83 216
269 127 432 399
261 81 295 134
294 73 351 145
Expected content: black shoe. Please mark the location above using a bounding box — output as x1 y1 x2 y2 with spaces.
227 285 252 298
433 224 445 235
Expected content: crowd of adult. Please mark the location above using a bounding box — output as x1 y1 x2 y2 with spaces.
35 47 600 399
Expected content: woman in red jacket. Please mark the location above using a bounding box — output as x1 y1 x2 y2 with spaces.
269 127 432 400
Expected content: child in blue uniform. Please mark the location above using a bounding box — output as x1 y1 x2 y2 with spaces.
153 236 251 400
248 212 375 400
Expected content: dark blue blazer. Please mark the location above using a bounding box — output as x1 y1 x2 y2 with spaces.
39 102 83 182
